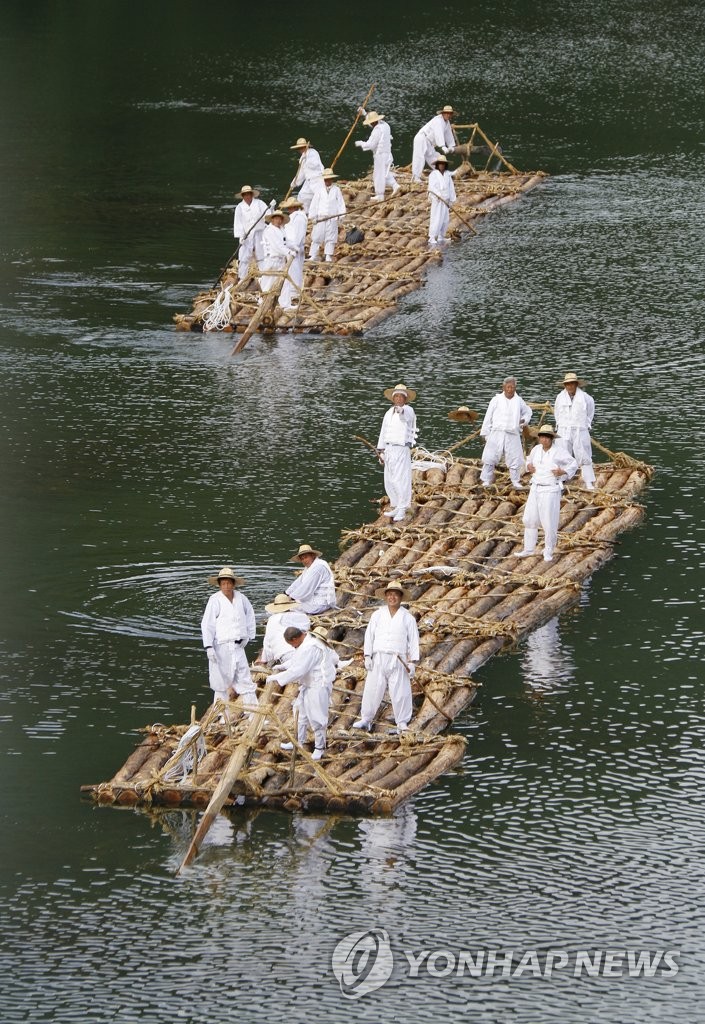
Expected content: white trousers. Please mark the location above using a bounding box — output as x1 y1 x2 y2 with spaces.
279 249 305 308
384 444 412 511
209 641 257 701
361 653 412 728
522 485 561 558
411 131 436 181
294 685 330 750
372 154 397 198
556 431 595 487
260 256 285 293
429 200 450 242
480 430 525 485
237 234 264 282
310 220 339 259
298 177 323 214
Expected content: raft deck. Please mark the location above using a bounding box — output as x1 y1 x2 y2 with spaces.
174 126 546 339
83 449 653 816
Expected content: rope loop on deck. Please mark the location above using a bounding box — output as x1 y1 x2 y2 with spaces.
202 285 233 331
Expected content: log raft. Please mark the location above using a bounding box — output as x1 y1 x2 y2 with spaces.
83 450 653 817
174 127 547 340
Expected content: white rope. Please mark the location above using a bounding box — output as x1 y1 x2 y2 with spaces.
202 285 233 332
163 724 207 782
412 447 454 473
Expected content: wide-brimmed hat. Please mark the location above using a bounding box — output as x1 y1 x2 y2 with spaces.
280 196 304 211
321 167 339 180
236 185 260 199
431 152 449 165
558 371 586 387
383 383 417 402
265 207 289 223
311 625 332 646
363 111 385 127
537 423 557 438
208 565 246 586
290 137 310 149
448 405 478 422
375 580 406 599
265 593 302 614
288 543 322 563
437 104 456 115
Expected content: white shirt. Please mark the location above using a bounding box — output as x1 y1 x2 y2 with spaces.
292 146 325 188
419 114 455 151
377 405 418 448
233 198 268 240
262 609 311 664
359 120 393 158
272 633 335 690
286 557 336 614
284 209 308 253
481 393 532 436
428 168 457 204
309 184 346 223
554 387 595 433
364 606 420 661
527 444 578 489
262 222 290 262
201 591 256 648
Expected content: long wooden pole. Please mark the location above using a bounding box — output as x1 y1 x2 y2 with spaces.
429 191 478 234
231 254 295 355
330 83 376 170
176 679 277 874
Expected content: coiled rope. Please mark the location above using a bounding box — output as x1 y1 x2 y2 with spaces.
202 285 233 332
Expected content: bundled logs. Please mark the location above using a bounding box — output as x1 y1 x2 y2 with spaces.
173 164 547 340
83 453 652 817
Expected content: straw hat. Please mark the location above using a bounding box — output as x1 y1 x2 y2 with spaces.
321 167 339 180
383 383 417 402
288 543 322 563
363 111 385 127
374 580 406 599
537 423 557 438
265 207 289 223
311 625 332 646
448 406 478 423
290 137 310 149
558 371 586 387
280 196 304 211
437 104 456 115
235 185 260 199
208 565 246 587
431 152 449 165
265 593 301 614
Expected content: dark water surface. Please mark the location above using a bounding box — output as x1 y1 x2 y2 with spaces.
1 2 705 1021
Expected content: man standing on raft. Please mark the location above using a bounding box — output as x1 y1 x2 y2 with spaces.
376 383 418 523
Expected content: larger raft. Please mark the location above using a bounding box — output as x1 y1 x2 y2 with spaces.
174 124 546 341
83 446 653 817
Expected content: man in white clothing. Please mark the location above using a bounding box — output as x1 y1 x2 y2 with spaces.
480 376 533 489
354 582 420 733
289 137 325 214
270 626 336 759
200 566 258 710
411 104 457 183
354 109 399 201
279 196 308 309
260 207 290 293
232 185 268 282
517 424 578 561
286 544 337 614
376 383 418 522
255 593 311 667
308 168 346 263
554 371 597 490
427 152 456 244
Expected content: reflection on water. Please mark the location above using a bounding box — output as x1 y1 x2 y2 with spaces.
520 617 576 694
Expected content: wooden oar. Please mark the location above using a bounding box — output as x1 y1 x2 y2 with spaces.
176 679 277 874
353 434 383 463
231 254 295 355
330 83 376 170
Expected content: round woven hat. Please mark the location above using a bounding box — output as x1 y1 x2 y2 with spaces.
363 111 385 126
208 566 246 587
288 543 322 563
537 423 557 438
437 104 456 115
236 185 260 199
280 196 304 211
321 167 339 180
557 371 586 387
383 383 417 402
290 137 310 149
265 593 301 614
265 207 289 223
311 625 332 646
448 406 478 422
374 580 406 599
431 152 449 164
